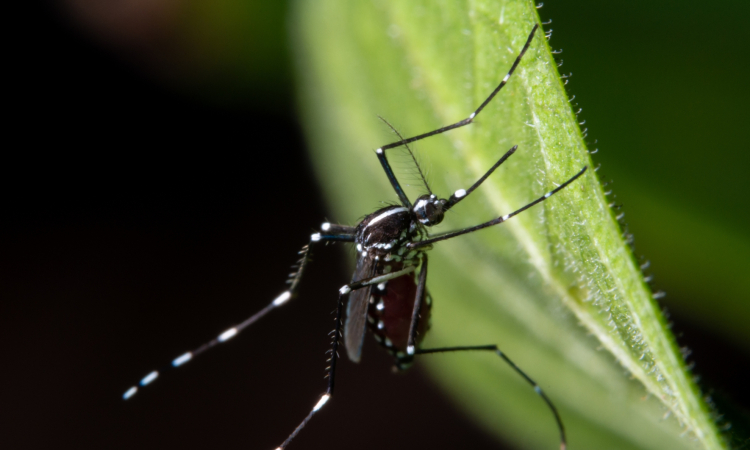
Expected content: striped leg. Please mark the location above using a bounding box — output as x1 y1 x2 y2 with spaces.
378 25 539 153
409 345 567 450
374 24 540 208
408 166 587 249
276 265 417 449
121 223 355 400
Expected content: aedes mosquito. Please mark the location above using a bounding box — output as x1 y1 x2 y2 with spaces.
123 24 586 450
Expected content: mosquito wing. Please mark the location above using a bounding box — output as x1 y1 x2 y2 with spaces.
344 254 376 363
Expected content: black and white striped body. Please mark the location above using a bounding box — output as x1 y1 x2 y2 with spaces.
354 205 424 260
344 205 432 366
366 263 432 370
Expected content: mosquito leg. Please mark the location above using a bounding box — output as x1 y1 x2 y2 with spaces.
341 264 416 294
377 24 539 153
443 145 518 211
409 345 567 450
376 147 412 208
409 166 587 249
276 264 417 449
312 222 356 242
405 254 428 357
379 116 433 197
375 24 539 207
275 283 346 450
376 117 433 208
122 223 355 400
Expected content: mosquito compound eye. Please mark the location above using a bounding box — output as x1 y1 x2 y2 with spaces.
412 195 444 226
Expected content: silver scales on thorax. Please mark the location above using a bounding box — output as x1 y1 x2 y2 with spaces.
348 205 433 368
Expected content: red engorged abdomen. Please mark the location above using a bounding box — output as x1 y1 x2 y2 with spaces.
367 267 431 354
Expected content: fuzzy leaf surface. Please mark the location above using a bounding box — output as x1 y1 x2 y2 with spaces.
292 1 726 449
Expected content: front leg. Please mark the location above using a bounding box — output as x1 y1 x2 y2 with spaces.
121 222 354 400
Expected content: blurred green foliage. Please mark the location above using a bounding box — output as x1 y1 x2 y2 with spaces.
177 0 290 105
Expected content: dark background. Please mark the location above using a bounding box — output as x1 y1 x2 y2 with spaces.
3 1 748 449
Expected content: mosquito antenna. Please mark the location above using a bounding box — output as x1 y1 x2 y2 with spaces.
378 116 432 195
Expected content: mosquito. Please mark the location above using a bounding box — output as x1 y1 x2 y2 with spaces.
123 23 586 450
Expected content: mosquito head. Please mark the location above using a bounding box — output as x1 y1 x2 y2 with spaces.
411 194 447 227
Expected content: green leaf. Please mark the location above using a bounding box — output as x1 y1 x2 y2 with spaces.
291 1 727 449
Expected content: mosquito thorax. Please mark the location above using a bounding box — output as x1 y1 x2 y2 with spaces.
411 194 447 227
354 205 420 259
